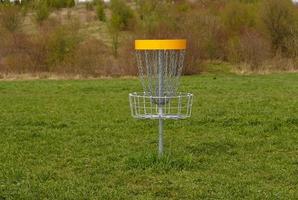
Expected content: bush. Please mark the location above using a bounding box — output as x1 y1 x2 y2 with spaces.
28 20 81 72
27 33 50 72
238 30 270 70
221 1 256 34
3 53 33 73
135 0 165 34
108 14 121 57
263 54 298 72
46 0 75 9
96 0 105 21
110 0 134 30
284 33 298 58
35 0 50 24
181 11 226 62
0 3 23 32
261 0 297 55
46 22 81 69
200 14 226 60
0 33 37 73
70 38 110 75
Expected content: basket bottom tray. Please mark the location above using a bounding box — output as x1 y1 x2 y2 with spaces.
129 92 193 120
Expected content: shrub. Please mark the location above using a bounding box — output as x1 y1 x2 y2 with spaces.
135 0 165 34
3 53 33 73
46 0 75 9
108 14 121 57
239 30 271 70
27 33 50 72
70 38 110 75
96 0 105 21
46 22 81 69
110 0 134 30
35 0 50 24
227 36 241 64
182 11 227 61
25 20 81 72
284 33 298 58
0 32 38 73
200 14 226 60
227 29 271 71
263 54 298 72
261 0 297 55
0 3 23 32
221 1 256 34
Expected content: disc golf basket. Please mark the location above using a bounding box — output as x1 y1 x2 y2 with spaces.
129 40 193 157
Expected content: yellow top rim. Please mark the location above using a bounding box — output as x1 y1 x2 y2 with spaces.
135 39 187 50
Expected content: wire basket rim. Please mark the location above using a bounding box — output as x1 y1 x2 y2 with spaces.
129 92 193 98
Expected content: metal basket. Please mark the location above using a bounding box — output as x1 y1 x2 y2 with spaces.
129 92 193 119
129 39 193 156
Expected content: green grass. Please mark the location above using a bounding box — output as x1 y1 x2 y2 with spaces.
0 74 297 199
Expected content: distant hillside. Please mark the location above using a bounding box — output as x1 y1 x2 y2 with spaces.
0 0 297 77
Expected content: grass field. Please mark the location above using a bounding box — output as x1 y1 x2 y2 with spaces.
0 74 297 199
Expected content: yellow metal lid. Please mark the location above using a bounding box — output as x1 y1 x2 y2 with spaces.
135 39 187 50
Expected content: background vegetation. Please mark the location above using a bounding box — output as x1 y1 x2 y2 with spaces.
0 0 298 76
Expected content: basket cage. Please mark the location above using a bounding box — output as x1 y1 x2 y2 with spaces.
130 40 193 119
129 92 193 119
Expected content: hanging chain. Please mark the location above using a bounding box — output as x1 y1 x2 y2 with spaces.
135 49 185 98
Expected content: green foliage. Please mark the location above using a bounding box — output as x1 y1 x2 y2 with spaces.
0 3 23 32
46 0 75 9
221 1 256 34
0 74 297 198
108 0 133 57
96 0 105 21
176 1 191 13
34 0 49 24
135 0 169 34
47 23 81 68
110 0 134 30
108 14 120 57
261 0 298 55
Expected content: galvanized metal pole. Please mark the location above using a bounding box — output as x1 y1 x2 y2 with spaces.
158 108 163 157
158 51 164 157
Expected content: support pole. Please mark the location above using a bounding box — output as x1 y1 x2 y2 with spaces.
158 108 163 157
158 50 164 157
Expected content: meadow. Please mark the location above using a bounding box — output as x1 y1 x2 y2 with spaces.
0 73 297 199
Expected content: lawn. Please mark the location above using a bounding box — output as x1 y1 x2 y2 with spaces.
0 74 297 199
